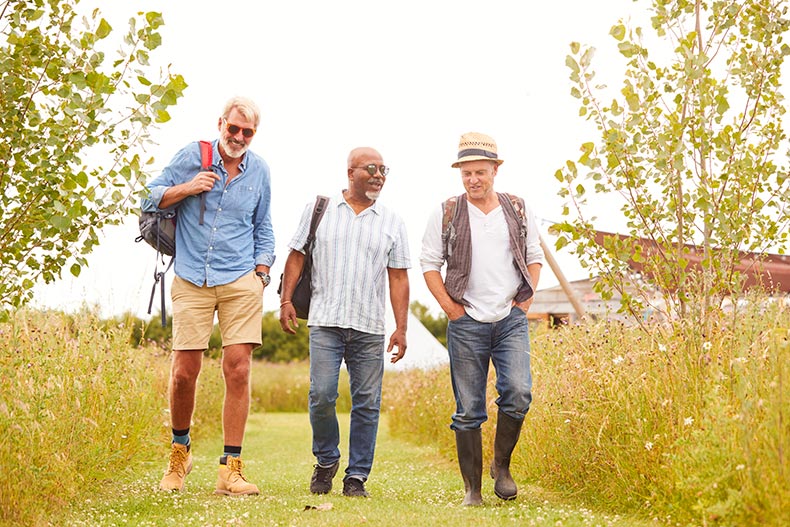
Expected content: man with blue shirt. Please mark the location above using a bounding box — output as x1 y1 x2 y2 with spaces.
278 147 410 498
144 96 274 496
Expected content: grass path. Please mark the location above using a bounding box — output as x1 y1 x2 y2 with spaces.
60 413 649 527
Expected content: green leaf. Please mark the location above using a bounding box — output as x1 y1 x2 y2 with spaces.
76 171 89 188
145 12 165 28
554 169 565 183
610 23 626 42
566 55 580 75
618 42 639 58
716 96 730 115
50 216 71 231
70 263 82 277
580 47 595 68
96 18 112 39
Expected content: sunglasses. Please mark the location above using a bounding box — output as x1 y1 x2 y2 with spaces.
222 118 256 138
352 164 390 177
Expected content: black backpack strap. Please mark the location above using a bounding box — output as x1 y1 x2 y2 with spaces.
304 195 330 251
148 257 174 327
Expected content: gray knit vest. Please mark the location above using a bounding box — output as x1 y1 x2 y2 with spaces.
443 193 535 306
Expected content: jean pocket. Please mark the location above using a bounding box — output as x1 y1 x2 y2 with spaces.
448 312 468 324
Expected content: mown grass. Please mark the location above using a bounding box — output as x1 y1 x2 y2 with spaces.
58 413 647 527
387 300 790 526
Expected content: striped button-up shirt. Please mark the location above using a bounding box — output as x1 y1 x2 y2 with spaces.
288 193 411 335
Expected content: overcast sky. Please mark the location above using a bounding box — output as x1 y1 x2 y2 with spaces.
31 0 645 318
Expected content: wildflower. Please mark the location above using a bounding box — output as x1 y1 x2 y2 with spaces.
702 341 712 351
736 464 745 471
613 355 624 365
645 441 654 451
658 344 667 353
683 417 693 426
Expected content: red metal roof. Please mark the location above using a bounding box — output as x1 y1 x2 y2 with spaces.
593 230 790 293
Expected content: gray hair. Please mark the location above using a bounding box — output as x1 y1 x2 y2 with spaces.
222 96 261 127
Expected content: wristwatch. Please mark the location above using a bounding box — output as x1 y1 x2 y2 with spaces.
255 271 271 287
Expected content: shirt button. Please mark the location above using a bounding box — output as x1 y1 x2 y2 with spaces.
218 208 222 212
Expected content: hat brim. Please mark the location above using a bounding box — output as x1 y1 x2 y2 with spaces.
451 155 504 168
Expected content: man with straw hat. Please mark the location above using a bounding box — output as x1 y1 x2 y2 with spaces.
419 132 543 506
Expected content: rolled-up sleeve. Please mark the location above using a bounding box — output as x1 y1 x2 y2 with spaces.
419 206 445 273
525 205 544 266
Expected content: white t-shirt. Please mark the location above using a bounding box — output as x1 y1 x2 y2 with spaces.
420 200 542 323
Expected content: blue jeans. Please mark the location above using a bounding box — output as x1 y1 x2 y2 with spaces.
446 307 532 431
308 326 385 481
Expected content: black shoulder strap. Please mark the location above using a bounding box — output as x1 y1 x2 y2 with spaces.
304 195 329 250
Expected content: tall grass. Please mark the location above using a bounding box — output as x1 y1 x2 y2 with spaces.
387 299 789 526
251 360 351 414
0 310 168 526
0 310 353 526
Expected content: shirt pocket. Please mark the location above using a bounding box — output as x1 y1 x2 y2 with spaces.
222 183 259 222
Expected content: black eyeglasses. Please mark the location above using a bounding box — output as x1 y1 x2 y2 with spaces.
222 118 256 138
352 164 389 177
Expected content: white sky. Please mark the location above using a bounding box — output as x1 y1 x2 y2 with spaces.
31 0 645 318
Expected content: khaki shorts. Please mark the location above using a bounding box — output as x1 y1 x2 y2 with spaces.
171 271 263 350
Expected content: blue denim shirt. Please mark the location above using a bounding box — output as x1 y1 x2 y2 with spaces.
142 140 275 287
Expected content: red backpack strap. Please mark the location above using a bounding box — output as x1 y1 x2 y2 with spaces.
198 140 213 225
198 140 213 169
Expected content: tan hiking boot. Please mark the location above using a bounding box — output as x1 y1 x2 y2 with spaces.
159 443 193 491
215 457 260 496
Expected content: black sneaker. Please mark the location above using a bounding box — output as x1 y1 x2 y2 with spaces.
310 461 339 494
342 477 369 497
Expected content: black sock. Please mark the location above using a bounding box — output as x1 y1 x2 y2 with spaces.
220 445 242 464
172 428 190 450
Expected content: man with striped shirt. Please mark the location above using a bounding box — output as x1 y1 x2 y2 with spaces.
279 146 410 498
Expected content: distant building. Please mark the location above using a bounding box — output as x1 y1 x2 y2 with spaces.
529 277 659 326
531 229 790 327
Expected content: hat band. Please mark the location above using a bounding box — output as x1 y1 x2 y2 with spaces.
458 148 498 160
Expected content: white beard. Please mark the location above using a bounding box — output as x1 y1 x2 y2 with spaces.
221 137 248 159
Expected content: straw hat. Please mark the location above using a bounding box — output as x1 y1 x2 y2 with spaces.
451 132 504 168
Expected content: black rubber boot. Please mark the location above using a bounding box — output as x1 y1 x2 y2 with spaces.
490 411 523 500
455 428 483 506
